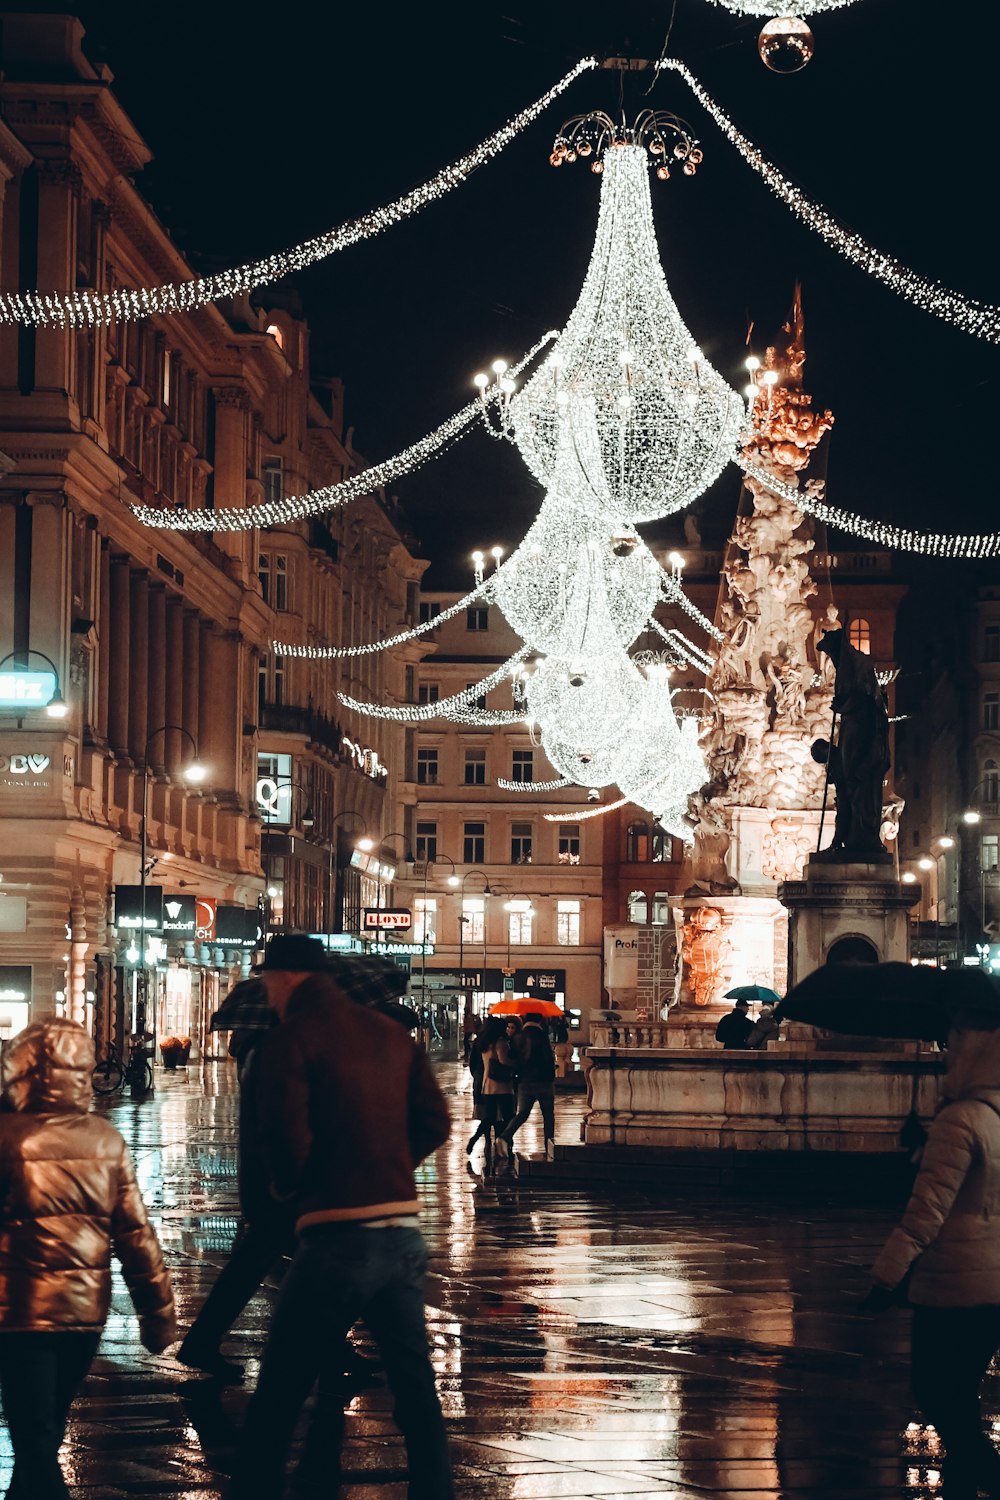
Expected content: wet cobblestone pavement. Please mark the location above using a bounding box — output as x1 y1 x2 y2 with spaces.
1 1058 986 1498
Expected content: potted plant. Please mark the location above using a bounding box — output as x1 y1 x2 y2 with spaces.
160 1036 183 1070
178 1036 192 1066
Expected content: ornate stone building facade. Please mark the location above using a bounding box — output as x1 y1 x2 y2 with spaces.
0 17 421 1047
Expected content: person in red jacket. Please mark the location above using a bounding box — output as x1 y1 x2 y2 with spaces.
0 1018 176 1499
230 952 453 1499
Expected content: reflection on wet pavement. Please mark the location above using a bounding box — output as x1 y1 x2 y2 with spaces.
0 1059 982 1496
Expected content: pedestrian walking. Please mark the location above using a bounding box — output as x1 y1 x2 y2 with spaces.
471 1016 516 1170
178 935 405 1385
553 1016 574 1078
0 1018 176 1499
862 1020 1000 1500
495 1011 556 1164
462 1005 480 1064
715 997 753 1049
229 943 453 1499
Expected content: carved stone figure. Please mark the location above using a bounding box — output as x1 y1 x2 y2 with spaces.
812 629 892 862
762 816 815 882
680 906 731 1007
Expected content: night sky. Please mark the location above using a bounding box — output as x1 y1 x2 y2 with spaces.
21 0 999 587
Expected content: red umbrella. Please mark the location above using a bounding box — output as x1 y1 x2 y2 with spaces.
489 998 564 1018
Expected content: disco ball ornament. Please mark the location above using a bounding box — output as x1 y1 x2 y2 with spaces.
758 16 814 72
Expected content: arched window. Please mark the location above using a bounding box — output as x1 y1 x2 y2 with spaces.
984 759 999 807
627 890 648 924
651 824 672 863
848 618 871 655
626 821 650 862
265 323 285 349
651 891 671 925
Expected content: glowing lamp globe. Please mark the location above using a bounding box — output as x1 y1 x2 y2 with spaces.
758 17 814 72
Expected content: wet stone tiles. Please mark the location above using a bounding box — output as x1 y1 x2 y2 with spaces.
0 1060 985 1497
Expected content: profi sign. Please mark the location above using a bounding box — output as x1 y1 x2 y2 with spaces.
603 924 640 989
363 908 412 930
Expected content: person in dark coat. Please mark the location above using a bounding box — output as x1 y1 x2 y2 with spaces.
229 957 452 1499
495 1013 557 1163
715 998 753 1049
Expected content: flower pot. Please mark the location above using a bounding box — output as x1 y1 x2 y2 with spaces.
178 1044 191 1066
160 1048 181 1070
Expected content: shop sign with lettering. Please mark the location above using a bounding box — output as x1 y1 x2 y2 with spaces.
162 894 197 936
0 671 56 708
114 885 163 933
0 751 53 791
363 908 411 931
196 897 217 942
216 906 262 950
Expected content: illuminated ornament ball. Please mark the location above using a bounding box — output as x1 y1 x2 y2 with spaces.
758 17 815 72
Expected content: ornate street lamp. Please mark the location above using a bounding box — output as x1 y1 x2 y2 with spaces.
0 649 69 721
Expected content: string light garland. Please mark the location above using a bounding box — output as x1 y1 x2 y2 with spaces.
703 0 858 12
496 776 572 792
657 58 1000 344
339 646 531 722
135 335 555 533
0 61 598 330
544 797 628 823
273 577 495 659
660 571 724 640
739 458 1000 559
649 617 716 673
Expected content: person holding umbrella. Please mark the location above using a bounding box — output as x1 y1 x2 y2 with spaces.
716 985 783 1050
494 1010 557 1165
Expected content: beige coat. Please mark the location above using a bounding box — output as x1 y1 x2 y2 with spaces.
0 1018 176 1345
871 1026 1000 1307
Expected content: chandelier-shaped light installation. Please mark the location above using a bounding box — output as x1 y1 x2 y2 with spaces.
703 0 858 12
511 142 744 526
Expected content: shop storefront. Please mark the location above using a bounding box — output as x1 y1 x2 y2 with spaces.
0 964 31 1041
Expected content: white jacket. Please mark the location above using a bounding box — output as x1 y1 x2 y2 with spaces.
871 1027 1000 1307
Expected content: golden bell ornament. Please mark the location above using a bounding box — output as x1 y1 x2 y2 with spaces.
649 139 665 156
591 159 604 174
758 16 814 73
673 141 688 159
549 152 563 167
578 139 592 157
566 149 577 163
683 161 697 176
689 147 703 165
656 163 671 181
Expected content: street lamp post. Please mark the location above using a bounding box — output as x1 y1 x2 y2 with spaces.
418 853 458 1019
329 810 369 946
138 724 206 1088
461 870 491 1011
0 649 70 723
259 777 315 935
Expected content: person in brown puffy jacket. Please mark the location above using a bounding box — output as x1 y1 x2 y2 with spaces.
864 1021 1000 1500
0 1017 176 1498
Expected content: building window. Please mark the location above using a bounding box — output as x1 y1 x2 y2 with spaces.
257 653 285 709
557 899 581 946
414 897 437 946
462 897 485 945
558 824 580 865
258 551 288 610
161 349 173 409
984 761 1000 807
416 748 439 786
848 617 871 654
419 601 441 626
651 891 671 925
510 822 533 864
983 835 1000 873
463 822 485 864
465 682 488 712
507 899 533 946
985 625 1000 663
415 821 438 862
466 606 488 631
265 323 284 349
651 825 672 863
418 683 440 705
985 693 999 732
627 889 648 923
511 749 534 783
263 460 283 508
626 821 651 862
464 748 487 785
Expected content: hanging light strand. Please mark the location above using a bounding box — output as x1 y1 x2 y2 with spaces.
657 58 1000 345
740 459 1000 559
134 334 556 532
496 776 572 792
543 797 629 823
338 646 531 722
649 617 716 672
0 60 598 330
659 571 724 640
273 577 496 659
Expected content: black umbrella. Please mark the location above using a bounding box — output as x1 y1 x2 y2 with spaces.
775 962 1000 1043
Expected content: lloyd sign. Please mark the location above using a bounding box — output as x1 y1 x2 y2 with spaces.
363 907 412 931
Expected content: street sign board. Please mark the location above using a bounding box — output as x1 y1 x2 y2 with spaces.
363 907 412 930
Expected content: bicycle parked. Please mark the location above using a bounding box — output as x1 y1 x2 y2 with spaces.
91 1039 153 1096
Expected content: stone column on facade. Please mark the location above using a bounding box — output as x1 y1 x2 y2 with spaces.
182 611 202 845
165 595 185 773
200 627 240 802
95 539 111 744
68 884 88 1025
211 386 250 575
0 132 32 382
107 555 131 756
27 494 69 680
34 160 81 396
146 585 167 771
127 571 149 763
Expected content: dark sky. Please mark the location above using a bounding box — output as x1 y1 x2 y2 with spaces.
21 0 999 586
